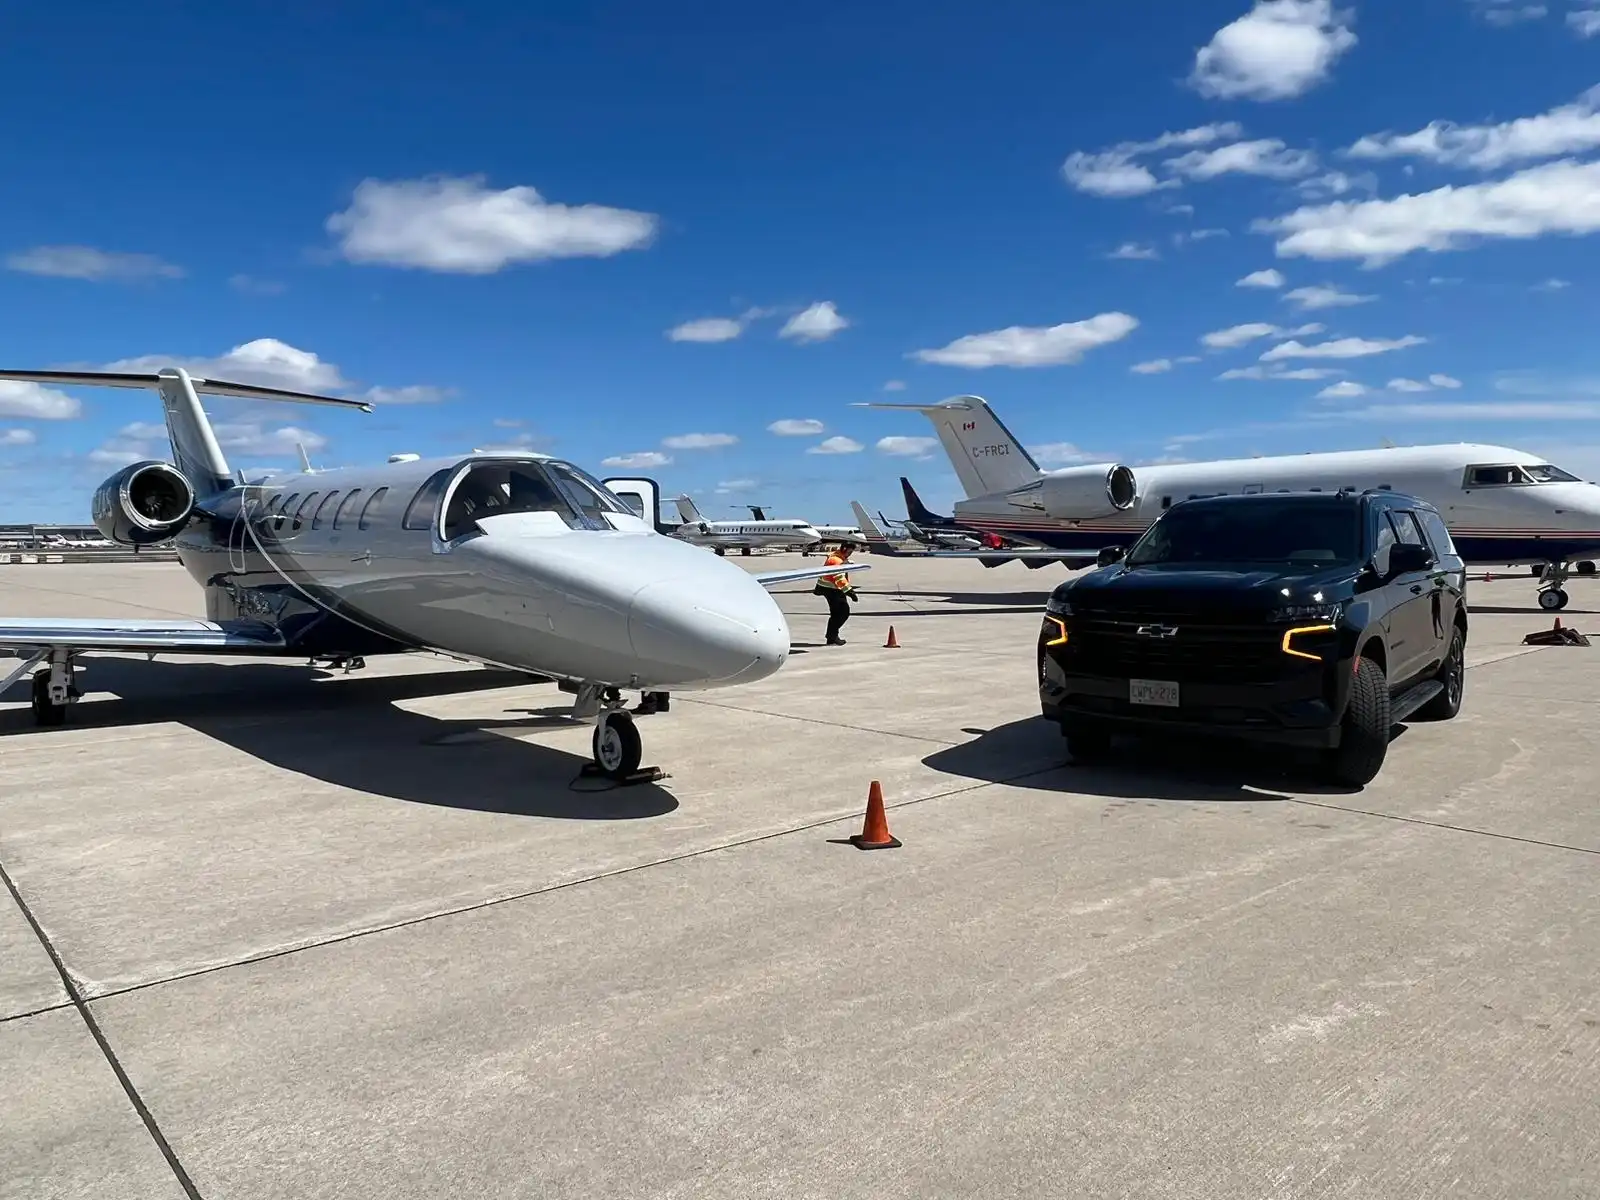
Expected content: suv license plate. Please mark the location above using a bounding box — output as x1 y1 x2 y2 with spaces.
1129 679 1180 707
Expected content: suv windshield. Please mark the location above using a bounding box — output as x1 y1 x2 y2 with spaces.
1125 499 1363 568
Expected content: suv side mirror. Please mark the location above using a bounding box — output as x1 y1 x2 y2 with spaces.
1096 545 1126 567
1388 542 1433 575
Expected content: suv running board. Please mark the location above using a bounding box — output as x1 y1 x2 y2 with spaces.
1389 679 1444 725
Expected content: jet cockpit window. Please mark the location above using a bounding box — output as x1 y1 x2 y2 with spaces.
440 461 576 540
1465 464 1535 487
543 460 630 530
1525 463 1581 483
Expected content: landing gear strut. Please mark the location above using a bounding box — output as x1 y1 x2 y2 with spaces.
1538 561 1573 612
28 651 80 727
573 684 666 784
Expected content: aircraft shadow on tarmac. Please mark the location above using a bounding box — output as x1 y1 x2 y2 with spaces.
925 717 1370 801
0 658 678 821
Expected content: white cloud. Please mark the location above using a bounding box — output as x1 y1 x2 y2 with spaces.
1295 169 1378 200
1260 334 1426 361
325 175 658 273
1317 380 1369 398
365 385 453 405
1060 123 1243 197
0 381 81 420
1533 277 1572 291
661 432 738 449
1035 442 1095 466
876 435 938 457
882 379 907 391
1219 364 1345 380
1188 0 1358 102
229 274 286 296
1474 2 1548 26
213 423 329 457
1131 359 1173 373
1386 374 1463 392
1200 321 1323 349
5 245 184 282
767 418 825 436
1173 228 1230 245
911 312 1138 368
1345 86 1600 170
1258 158 1600 266
1107 241 1160 260
667 317 744 343
492 417 525 428
1571 9 1600 36
714 478 757 494
1283 283 1375 309
602 451 672 468
1237 268 1287 288
0 428 37 446
807 436 863 455
1166 138 1318 180
778 301 849 343
1314 401 1600 421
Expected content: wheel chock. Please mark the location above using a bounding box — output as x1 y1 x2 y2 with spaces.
848 780 902 850
1522 617 1591 646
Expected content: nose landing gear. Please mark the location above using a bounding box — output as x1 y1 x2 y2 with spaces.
572 683 667 785
1538 561 1574 612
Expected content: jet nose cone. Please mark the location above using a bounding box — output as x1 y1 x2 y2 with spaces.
628 578 790 687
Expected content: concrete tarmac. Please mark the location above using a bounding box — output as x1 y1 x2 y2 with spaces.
1 556 1597 1199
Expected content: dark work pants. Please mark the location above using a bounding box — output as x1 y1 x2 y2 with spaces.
823 589 851 641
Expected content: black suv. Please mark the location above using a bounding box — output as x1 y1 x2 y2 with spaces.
1038 489 1468 787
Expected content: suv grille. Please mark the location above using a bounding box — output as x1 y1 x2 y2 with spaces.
1063 612 1299 683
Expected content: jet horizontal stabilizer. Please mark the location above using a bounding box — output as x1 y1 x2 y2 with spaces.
0 369 375 412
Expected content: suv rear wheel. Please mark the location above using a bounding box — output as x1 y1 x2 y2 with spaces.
1325 655 1391 787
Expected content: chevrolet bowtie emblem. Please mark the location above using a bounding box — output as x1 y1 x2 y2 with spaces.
1136 624 1178 638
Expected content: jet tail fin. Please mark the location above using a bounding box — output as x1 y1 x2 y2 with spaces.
855 395 1044 498
900 477 949 527
296 442 315 474
673 494 705 524
849 501 901 554
0 368 369 497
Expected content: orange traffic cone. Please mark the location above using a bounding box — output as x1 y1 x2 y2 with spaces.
884 625 900 648
1555 617 1564 630
850 780 902 850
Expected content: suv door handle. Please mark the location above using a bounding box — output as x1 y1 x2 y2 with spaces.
1409 583 1423 594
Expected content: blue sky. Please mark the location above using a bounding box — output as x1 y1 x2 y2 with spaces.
6 0 1600 525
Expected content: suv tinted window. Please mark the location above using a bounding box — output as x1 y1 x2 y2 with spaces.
1391 510 1427 546
1373 511 1397 574
1125 498 1362 567
1416 509 1457 558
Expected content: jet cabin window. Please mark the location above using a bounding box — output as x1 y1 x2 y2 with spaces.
403 469 452 531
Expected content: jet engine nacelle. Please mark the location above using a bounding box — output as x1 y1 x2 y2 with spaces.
91 460 196 546
1010 463 1138 518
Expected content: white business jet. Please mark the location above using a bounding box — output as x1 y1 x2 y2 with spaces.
0 367 863 779
860 395 1600 611
665 495 826 556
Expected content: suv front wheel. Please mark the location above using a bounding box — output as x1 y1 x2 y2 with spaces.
1325 655 1391 787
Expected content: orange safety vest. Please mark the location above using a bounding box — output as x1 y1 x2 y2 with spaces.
817 553 854 592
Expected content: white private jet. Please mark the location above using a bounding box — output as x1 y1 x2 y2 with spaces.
860 394 1600 611
0 367 863 779
663 495 825 556
744 505 862 545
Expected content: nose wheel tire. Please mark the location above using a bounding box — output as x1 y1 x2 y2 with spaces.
1538 588 1569 611
592 712 643 779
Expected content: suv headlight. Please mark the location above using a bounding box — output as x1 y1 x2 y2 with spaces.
1045 595 1073 616
1268 602 1342 624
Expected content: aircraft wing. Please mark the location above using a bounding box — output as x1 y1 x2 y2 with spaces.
909 549 1100 566
752 563 872 589
0 617 286 653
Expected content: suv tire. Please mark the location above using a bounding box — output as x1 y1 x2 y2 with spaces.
1415 624 1465 722
1061 718 1113 764
1325 656 1391 787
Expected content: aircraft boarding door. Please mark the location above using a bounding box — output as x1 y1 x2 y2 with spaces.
602 476 668 533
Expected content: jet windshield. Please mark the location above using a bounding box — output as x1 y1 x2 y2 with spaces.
1125 499 1363 568
1465 462 1581 486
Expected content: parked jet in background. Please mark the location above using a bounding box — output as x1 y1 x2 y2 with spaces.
0 367 861 778
862 394 1600 610
667 495 825 556
744 505 862 545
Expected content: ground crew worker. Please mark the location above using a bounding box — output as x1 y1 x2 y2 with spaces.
814 539 860 645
